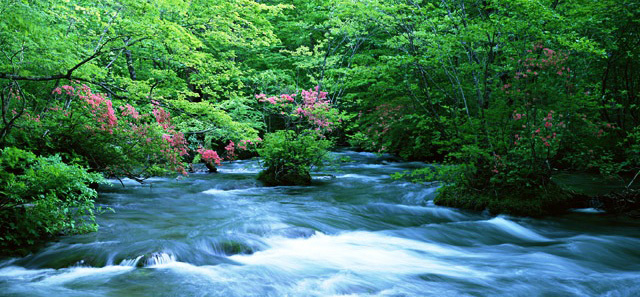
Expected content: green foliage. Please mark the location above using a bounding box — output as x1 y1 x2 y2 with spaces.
0 147 105 256
170 98 260 153
257 130 331 186
1 0 639 222
11 85 191 179
254 87 340 185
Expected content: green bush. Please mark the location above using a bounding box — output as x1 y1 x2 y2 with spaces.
257 130 331 186
0 147 105 256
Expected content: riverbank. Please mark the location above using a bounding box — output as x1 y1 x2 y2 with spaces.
1 151 638 296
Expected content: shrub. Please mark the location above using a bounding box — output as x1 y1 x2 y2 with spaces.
0 147 105 256
257 130 331 186
20 85 190 180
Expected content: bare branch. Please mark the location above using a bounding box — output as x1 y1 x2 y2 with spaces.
94 7 123 53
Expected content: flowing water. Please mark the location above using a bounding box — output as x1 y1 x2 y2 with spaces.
1 151 639 297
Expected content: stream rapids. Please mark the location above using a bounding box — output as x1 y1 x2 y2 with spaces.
1 151 639 296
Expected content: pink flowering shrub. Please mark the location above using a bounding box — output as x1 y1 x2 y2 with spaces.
416 45 607 213
194 147 222 172
491 45 616 180
22 84 192 180
255 87 339 185
197 148 222 165
192 138 260 172
257 86 342 135
223 137 262 160
442 44 615 197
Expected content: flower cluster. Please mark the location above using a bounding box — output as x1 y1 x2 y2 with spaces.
359 104 404 152
197 148 222 166
151 101 189 174
223 137 262 160
49 85 191 177
54 85 118 133
120 104 140 120
515 44 570 81
296 87 334 130
511 109 562 148
256 93 296 106
256 86 340 134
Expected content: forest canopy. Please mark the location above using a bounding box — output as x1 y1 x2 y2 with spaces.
1 0 639 254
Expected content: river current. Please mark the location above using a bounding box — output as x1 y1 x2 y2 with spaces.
1 151 639 296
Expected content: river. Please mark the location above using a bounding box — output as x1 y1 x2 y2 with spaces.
1 151 639 296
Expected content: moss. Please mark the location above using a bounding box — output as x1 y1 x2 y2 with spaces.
215 241 255 255
434 182 577 217
204 162 218 173
257 167 311 186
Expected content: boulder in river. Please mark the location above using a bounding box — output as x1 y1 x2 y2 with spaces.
257 167 311 186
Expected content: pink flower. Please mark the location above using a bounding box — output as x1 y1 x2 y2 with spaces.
153 106 172 130
543 48 555 57
197 148 222 165
121 104 140 119
61 85 75 95
225 141 236 159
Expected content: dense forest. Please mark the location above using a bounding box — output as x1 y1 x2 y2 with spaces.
1 0 639 255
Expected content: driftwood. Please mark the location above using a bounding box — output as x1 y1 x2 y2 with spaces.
569 189 640 217
594 189 640 217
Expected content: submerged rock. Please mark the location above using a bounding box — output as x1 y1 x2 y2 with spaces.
136 252 176 267
212 241 255 256
274 226 316 239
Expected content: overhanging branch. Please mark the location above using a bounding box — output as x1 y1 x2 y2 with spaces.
0 37 150 82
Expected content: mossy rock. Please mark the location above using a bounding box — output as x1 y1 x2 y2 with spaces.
434 183 579 217
213 241 255 255
204 162 218 173
257 167 311 186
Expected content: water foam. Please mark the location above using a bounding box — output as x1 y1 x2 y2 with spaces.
145 253 177 266
571 208 606 214
486 217 551 242
119 255 143 267
335 174 386 181
230 231 482 279
36 265 133 285
202 187 261 196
